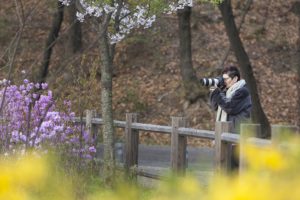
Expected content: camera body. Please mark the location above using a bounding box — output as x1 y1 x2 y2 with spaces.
200 76 224 87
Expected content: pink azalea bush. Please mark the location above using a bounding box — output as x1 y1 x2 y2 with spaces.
0 79 96 160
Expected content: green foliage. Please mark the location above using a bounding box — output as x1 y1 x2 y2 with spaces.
200 0 224 5
129 0 170 14
85 0 111 7
83 0 169 14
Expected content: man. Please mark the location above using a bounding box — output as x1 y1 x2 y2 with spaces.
210 66 252 133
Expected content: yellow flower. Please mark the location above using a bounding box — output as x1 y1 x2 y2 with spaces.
208 174 271 200
243 144 286 171
178 176 202 199
0 154 73 200
0 155 47 200
14 156 48 186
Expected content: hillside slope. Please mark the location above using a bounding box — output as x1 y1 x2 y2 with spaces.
0 1 298 146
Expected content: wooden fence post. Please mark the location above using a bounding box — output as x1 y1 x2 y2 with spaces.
92 110 100 144
171 116 187 175
214 121 233 172
124 113 139 178
271 125 299 144
86 110 93 142
86 110 99 144
239 123 261 173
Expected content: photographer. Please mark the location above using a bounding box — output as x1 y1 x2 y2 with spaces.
209 66 252 133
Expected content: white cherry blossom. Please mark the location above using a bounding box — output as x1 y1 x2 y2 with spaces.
58 0 192 44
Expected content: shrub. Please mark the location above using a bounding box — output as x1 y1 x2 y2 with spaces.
0 79 95 161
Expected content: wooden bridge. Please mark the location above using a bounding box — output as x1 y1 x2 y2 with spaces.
74 110 299 178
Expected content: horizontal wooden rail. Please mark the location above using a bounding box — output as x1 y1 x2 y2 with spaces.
74 117 239 143
73 117 126 127
73 117 235 142
247 137 272 146
221 132 240 143
135 169 164 180
73 117 172 134
73 113 299 177
178 127 215 140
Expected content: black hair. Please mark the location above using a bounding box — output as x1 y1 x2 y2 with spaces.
222 65 240 81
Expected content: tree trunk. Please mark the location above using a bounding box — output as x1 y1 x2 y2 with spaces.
56 1 82 85
37 1 64 83
291 2 300 126
66 2 82 55
177 6 206 103
98 21 115 187
218 0 271 138
298 35 300 127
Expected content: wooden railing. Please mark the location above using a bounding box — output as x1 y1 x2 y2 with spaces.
73 111 299 177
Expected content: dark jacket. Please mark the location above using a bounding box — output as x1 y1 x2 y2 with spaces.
210 85 252 132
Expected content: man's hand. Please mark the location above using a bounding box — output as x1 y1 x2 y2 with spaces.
209 86 217 92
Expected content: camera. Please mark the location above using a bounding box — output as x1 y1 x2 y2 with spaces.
200 76 224 87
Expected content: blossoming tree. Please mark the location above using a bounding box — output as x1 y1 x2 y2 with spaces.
56 0 190 185
58 0 222 185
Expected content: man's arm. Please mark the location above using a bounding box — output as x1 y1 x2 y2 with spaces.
209 87 224 111
213 87 250 115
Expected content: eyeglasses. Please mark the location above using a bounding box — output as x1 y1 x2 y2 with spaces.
223 77 232 81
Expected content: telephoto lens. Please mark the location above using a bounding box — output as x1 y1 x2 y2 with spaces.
200 76 224 87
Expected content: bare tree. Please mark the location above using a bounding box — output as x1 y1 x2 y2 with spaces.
37 1 64 83
217 0 253 69
0 0 26 114
291 1 300 126
177 6 206 102
66 1 82 55
218 0 271 138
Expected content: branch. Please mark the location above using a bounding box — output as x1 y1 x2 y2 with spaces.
0 0 26 115
110 0 124 59
15 0 25 26
28 12 80 71
51 28 103 78
0 0 42 68
32 102 54 147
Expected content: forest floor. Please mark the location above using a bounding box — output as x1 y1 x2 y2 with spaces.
0 0 298 146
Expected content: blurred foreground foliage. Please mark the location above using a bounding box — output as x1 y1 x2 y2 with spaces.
1 135 300 200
